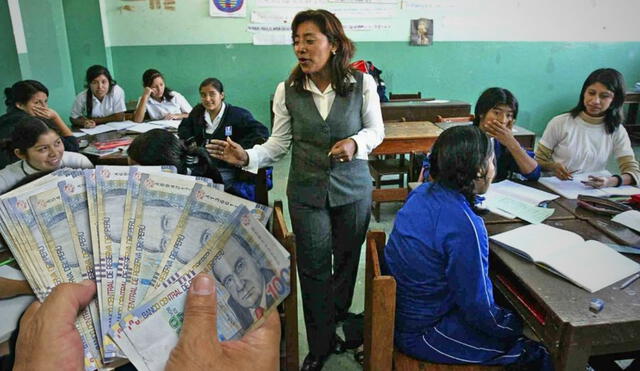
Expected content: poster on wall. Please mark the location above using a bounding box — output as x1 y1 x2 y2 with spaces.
410 18 432 46
209 0 246 17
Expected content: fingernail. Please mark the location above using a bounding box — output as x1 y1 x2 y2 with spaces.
80 279 94 287
190 274 214 296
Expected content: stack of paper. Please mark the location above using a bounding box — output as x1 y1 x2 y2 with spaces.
0 167 286 371
482 180 559 224
539 171 640 199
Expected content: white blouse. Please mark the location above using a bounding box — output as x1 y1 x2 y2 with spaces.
142 91 192 120
71 85 126 118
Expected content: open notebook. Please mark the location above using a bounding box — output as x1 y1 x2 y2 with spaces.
481 180 558 223
491 224 640 293
539 171 640 199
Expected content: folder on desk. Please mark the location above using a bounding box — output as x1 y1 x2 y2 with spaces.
491 224 640 293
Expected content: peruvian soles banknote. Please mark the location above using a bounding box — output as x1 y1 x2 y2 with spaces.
112 206 290 371
0 167 285 371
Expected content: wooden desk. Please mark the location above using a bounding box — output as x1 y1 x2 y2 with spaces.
370 121 441 207
381 99 471 122
486 219 640 371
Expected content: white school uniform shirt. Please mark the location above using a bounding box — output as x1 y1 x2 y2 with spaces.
141 91 192 120
245 73 384 173
0 152 93 194
71 85 126 118
539 112 635 174
204 102 226 134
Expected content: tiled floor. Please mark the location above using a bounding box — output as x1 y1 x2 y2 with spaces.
270 144 640 371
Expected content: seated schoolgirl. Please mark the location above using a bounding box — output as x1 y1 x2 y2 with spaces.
127 128 223 184
132 69 192 123
0 80 78 169
178 77 269 191
473 87 540 181
535 68 640 187
70 65 126 128
0 117 93 194
384 125 553 370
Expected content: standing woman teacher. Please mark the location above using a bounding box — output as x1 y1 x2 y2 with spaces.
210 9 384 371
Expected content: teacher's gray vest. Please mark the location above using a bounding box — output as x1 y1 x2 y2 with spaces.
285 72 372 208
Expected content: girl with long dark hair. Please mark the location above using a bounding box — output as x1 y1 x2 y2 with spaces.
70 65 126 128
0 80 78 169
132 69 192 122
535 68 640 187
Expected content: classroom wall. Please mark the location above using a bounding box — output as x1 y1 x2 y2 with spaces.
0 1 22 116
3 1 640 135
110 41 640 134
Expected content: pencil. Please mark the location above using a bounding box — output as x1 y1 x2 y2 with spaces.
0 257 15 267
620 273 640 289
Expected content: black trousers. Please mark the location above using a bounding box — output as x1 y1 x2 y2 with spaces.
289 194 371 357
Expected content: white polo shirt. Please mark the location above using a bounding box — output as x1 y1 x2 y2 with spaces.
71 85 126 118
140 91 192 120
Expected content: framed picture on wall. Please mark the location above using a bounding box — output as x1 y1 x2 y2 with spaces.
410 18 433 46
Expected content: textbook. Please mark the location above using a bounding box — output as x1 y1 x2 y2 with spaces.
491 224 640 293
539 171 640 199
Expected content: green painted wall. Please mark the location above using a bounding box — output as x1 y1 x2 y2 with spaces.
0 1 22 116
18 0 76 122
111 42 640 135
63 0 109 94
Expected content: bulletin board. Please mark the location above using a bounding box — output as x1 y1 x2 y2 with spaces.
104 0 640 47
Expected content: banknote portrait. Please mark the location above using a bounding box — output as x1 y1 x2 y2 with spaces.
139 198 180 254
103 187 127 244
174 210 224 265
211 234 275 329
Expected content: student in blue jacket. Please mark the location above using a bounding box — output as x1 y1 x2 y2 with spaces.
178 77 269 192
473 87 540 182
384 125 553 370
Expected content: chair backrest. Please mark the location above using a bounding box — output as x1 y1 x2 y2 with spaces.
271 200 299 371
434 114 475 123
364 230 396 371
389 92 421 100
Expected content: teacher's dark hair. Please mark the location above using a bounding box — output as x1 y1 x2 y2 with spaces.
472 87 519 126
289 9 356 97
142 69 174 102
85 65 116 117
0 116 54 156
429 125 493 208
569 68 625 134
4 80 49 108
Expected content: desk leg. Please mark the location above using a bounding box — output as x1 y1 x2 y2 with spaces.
555 327 591 371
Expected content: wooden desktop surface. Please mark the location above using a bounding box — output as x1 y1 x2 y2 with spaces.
381 99 471 122
485 197 640 371
371 121 441 156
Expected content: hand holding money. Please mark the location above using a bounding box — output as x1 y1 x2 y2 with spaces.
165 274 280 371
14 280 96 371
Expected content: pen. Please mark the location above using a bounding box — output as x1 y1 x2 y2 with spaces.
569 169 581 175
620 273 640 289
0 257 15 267
327 151 332 157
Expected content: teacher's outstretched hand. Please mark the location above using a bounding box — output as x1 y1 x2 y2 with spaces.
207 137 249 167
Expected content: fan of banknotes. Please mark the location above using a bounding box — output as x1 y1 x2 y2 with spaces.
0 166 291 371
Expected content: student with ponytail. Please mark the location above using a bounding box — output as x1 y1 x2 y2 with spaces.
0 117 93 194
70 65 126 128
0 80 78 169
132 69 191 122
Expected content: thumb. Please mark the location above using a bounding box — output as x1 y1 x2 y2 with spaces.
41 280 96 324
179 273 218 342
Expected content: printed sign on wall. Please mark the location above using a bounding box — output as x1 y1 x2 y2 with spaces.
210 0 246 17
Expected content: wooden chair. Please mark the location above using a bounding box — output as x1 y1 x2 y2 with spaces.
364 231 503 371
271 200 299 371
390 92 422 100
